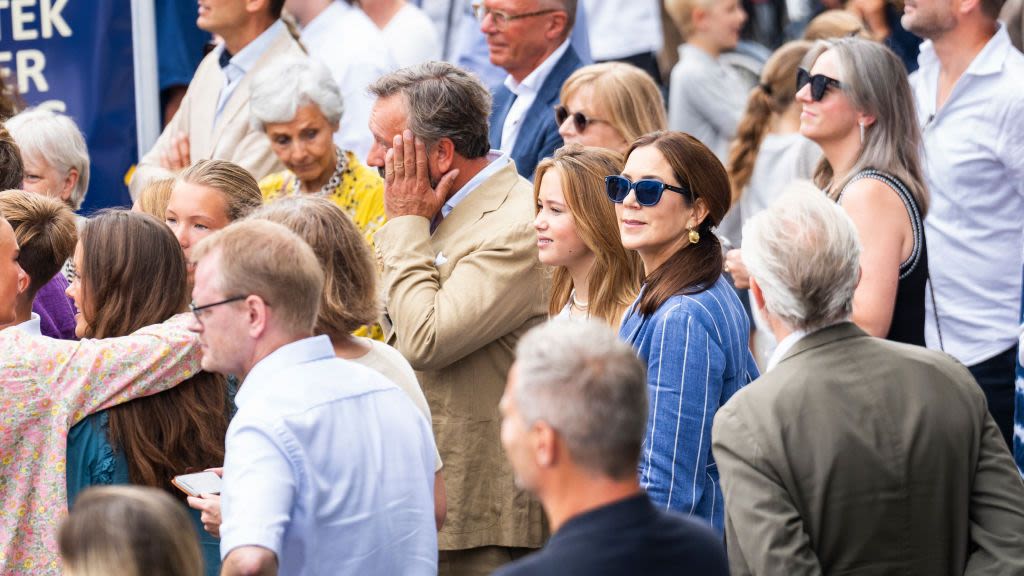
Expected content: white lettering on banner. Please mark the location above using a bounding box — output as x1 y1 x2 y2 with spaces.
41 0 70 38
16 48 45 91
0 0 74 98
0 0 72 40
12 0 39 41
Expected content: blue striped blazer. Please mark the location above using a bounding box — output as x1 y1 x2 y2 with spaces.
619 276 759 533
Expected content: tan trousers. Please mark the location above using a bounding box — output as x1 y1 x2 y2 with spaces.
438 546 535 576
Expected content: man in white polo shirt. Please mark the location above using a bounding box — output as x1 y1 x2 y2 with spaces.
903 0 1024 450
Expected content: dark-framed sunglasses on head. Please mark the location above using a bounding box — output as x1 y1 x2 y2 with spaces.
797 68 843 102
605 175 693 207
554 105 602 133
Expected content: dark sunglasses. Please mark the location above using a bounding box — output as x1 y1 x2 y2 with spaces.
796 68 843 102
605 175 692 207
554 105 605 133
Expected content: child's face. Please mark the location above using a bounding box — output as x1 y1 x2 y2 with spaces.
697 0 748 51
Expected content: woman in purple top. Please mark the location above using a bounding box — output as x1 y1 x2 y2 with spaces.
33 273 78 339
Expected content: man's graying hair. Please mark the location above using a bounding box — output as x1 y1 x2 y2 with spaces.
514 320 648 479
368 62 492 159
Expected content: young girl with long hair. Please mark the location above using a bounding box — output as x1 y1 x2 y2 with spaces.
534 144 643 325
65 210 228 576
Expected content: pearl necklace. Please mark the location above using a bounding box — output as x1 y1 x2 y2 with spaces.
291 147 348 197
570 289 589 311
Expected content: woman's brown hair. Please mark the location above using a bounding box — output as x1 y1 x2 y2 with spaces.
727 40 813 200
629 131 731 317
534 145 644 325
78 210 226 493
249 197 379 336
60 486 203 576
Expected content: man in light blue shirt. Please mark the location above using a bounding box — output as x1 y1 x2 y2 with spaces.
187 219 437 576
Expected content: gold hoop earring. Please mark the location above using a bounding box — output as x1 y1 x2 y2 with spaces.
688 228 700 244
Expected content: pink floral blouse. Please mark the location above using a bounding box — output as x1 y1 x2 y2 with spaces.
0 315 202 575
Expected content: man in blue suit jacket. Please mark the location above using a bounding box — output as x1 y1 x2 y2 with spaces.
483 0 584 180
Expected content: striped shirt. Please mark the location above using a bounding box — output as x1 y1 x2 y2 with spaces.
620 276 759 532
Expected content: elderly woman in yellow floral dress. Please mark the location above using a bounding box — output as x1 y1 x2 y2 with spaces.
250 56 385 247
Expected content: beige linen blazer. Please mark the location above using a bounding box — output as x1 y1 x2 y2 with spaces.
136 25 304 184
712 322 1024 575
374 161 549 550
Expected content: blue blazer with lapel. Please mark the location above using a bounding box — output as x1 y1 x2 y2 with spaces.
489 46 584 180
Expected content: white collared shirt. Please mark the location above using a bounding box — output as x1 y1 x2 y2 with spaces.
13 313 42 337
500 39 571 152
213 20 286 121
582 0 662 60
765 329 807 372
301 2 397 160
439 150 511 220
220 335 437 574
911 26 1024 365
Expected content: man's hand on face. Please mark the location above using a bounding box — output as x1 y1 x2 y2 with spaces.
383 130 460 221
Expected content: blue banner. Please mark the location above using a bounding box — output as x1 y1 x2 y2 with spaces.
0 0 136 212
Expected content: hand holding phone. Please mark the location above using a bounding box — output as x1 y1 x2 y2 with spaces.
172 471 222 498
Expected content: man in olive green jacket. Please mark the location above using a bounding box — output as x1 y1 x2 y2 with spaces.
713 190 1024 575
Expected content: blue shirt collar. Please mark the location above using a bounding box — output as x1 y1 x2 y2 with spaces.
440 150 511 219
214 19 286 76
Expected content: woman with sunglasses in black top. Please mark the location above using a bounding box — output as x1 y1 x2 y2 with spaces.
612 131 759 533
802 38 929 346
730 38 929 346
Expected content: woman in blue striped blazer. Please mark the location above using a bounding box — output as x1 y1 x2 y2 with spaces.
610 131 759 533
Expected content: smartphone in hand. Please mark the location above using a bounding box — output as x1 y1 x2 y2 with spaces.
172 471 222 497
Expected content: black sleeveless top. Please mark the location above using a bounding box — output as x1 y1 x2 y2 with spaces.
841 170 927 346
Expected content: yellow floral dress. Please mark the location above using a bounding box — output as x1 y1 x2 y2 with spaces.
259 150 386 249
259 150 386 341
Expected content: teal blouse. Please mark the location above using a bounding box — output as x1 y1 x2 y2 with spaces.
66 411 222 576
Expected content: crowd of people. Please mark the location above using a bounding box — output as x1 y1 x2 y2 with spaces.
0 0 1023 574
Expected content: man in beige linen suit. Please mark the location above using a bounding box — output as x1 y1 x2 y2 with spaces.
135 0 303 189
712 190 1024 575
367 62 548 576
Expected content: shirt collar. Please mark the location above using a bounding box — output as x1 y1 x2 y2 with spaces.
440 150 511 218
13 313 41 337
503 38 571 96
917 24 1012 78
236 335 335 407
766 328 807 372
214 19 285 76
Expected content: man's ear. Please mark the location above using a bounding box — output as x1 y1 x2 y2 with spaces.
245 0 269 16
545 10 570 41
750 277 767 313
433 138 456 173
533 421 558 469
956 0 983 16
245 295 270 339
